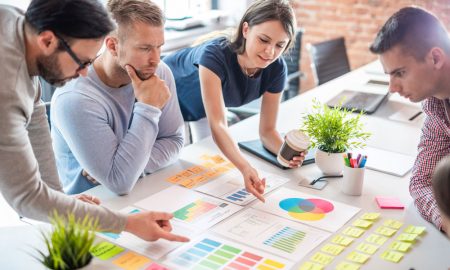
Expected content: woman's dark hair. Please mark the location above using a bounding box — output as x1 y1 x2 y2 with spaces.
25 0 114 40
230 0 296 54
432 156 450 220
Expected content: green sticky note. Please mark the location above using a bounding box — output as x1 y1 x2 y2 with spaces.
346 251 370 264
356 243 379 255
90 241 125 260
360 212 381 221
298 261 324 270
380 250 404 263
310 252 334 265
375 226 397 237
397 233 418 242
383 219 403 229
404 225 426 235
365 234 388 245
336 261 361 270
389 241 412 252
342 227 365 238
331 235 354 246
321 243 345 255
352 219 373 229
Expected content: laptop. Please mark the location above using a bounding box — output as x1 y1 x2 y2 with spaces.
327 89 390 114
238 139 315 169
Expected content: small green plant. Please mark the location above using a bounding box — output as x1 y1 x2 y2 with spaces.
37 211 98 270
301 99 371 153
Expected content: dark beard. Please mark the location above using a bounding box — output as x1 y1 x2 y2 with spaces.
36 53 78 87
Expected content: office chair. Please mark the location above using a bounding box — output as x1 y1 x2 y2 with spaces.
307 37 350 86
228 29 305 120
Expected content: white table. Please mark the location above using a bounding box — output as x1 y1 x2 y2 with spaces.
2 61 450 269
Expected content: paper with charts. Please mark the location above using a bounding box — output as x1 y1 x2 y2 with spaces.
252 187 360 232
97 207 188 260
134 185 242 234
163 234 293 270
195 169 289 205
213 208 331 261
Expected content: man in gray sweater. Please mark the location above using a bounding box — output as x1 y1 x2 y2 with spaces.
0 0 188 243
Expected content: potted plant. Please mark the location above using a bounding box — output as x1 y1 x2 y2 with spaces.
301 99 371 175
37 211 98 270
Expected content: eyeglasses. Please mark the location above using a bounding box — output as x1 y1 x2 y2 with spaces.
56 35 95 72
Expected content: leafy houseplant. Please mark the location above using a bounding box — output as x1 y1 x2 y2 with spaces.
38 212 98 270
301 99 371 174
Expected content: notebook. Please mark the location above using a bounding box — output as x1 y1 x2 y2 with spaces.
364 147 416 177
238 139 316 169
327 90 390 114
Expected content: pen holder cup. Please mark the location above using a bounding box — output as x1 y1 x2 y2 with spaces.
341 166 365 196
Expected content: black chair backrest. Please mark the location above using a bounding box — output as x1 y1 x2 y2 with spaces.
44 102 51 129
283 29 303 100
308 37 350 86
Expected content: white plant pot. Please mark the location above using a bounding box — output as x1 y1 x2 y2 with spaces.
315 149 345 175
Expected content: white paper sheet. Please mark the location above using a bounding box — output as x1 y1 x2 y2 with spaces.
195 169 289 205
163 233 293 269
365 146 416 177
252 187 360 232
213 208 331 261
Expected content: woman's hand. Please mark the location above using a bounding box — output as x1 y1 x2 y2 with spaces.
241 166 266 202
288 151 307 168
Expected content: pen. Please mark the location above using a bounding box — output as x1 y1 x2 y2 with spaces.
359 156 367 168
343 153 350 167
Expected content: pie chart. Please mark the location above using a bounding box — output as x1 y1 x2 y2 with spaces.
279 198 334 221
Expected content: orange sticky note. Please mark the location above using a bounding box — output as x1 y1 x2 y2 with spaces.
112 252 151 270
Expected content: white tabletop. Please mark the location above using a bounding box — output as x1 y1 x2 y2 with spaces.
2 61 450 269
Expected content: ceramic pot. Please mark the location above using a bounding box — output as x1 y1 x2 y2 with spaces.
315 148 344 175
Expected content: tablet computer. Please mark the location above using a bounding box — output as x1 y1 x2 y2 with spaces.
327 90 390 114
238 139 316 169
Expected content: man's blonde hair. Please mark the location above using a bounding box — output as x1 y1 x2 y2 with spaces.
107 0 164 33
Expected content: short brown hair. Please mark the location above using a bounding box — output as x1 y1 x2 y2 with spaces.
432 156 450 220
107 0 164 29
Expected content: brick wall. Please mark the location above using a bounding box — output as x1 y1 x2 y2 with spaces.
291 0 450 91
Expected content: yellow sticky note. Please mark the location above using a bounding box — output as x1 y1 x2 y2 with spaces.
298 261 324 270
389 241 412 252
200 154 212 160
187 165 206 174
112 251 151 270
202 161 215 168
90 241 124 260
375 226 397 237
346 251 370 264
310 252 334 265
365 234 388 245
331 235 354 246
356 243 379 255
321 243 345 255
404 225 426 235
336 261 361 270
352 219 373 229
360 212 381 221
397 233 418 242
342 227 365 238
383 219 404 229
380 250 404 263
211 155 226 164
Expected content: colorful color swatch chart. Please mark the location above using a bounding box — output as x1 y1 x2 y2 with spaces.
252 187 360 232
263 226 306 254
166 154 235 188
173 199 218 222
213 209 330 261
279 198 334 221
134 186 242 234
164 234 293 270
195 170 289 205
97 207 186 260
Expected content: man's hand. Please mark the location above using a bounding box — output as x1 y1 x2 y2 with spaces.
242 166 266 202
125 211 190 242
125 64 171 109
73 194 101 205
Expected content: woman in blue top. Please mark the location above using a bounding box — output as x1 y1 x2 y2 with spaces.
164 0 306 201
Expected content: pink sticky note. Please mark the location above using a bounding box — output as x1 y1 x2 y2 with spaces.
375 196 405 209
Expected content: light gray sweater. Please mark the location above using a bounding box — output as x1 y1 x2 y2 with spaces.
0 5 126 232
